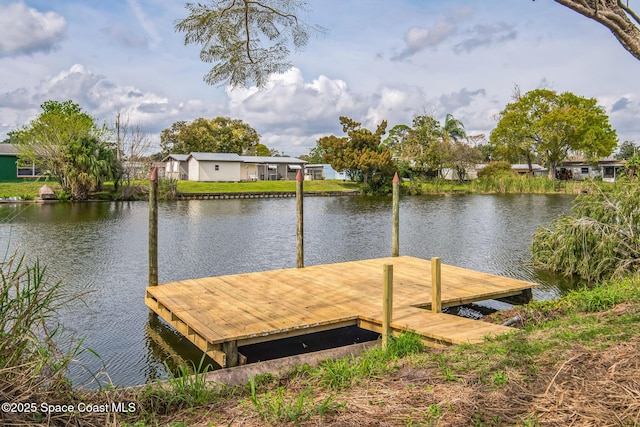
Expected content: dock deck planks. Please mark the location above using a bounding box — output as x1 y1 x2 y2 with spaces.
146 256 535 367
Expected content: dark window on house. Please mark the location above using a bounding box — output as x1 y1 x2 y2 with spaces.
215 164 219 171
603 167 616 178
581 167 589 174
16 164 41 177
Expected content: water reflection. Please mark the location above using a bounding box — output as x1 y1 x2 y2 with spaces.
0 194 576 387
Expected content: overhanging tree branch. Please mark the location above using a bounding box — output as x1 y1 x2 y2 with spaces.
554 0 640 61
176 0 324 88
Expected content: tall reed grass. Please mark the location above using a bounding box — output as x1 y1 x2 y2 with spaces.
0 252 83 423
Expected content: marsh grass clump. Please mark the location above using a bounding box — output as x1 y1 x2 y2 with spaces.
532 179 640 282
0 252 86 425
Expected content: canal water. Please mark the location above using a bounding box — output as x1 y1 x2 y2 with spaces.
0 194 575 387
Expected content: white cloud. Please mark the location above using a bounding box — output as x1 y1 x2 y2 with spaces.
392 21 455 61
0 2 67 57
453 23 517 53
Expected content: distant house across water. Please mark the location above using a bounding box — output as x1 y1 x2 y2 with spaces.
557 158 625 182
161 152 307 182
303 164 347 181
0 144 41 182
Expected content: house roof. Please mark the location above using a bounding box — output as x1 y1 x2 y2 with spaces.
0 144 18 156
177 152 308 164
161 154 189 162
239 156 307 164
511 163 545 170
187 152 243 162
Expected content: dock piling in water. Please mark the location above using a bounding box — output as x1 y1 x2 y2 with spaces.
148 167 158 287
296 170 304 268
392 172 400 257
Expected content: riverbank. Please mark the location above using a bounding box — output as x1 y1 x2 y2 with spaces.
0 176 611 201
5 273 639 426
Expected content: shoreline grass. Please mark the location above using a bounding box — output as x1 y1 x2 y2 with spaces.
0 177 615 201
4 271 639 425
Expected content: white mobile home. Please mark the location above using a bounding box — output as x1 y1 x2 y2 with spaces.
187 153 243 182
175 152 307 182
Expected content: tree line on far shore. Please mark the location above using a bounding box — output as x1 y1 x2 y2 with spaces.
3 84 639 200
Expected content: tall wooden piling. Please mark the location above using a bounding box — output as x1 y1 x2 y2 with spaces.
296 170 304 268
149 167 158 287
382 264 393 350
431 257 442 313
392 172 400 257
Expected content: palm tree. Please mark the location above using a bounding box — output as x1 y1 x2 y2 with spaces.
442 114 467 143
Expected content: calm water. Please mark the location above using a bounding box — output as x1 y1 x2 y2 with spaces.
0 194 575 387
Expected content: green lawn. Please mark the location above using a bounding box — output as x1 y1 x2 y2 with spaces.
0 179 360 200
176 179 359 193
0 180 61 200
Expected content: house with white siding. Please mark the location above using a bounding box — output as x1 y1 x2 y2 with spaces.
162 154 189 180
187 153 243 182
168 152 307 182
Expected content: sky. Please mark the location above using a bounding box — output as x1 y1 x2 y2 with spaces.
1 0 639 157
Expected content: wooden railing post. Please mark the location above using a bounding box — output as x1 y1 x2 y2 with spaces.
431 257 441 313
392 172 400 257
296 170 304 268
382 264 393 350
149 167 158 287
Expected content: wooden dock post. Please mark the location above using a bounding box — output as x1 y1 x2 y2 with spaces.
431 257 441 313
222 341 239 368
382 264 393 350
148 167 158 287
296 170 304 268
392 172 400 257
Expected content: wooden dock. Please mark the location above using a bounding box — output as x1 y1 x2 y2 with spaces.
145 256 536 368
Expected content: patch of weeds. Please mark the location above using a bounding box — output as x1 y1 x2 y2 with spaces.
248 376 343 425
318 356 358 390
427 403 442 419
492 370 508 387
521 413 540 426
140 355 221 414
441 367 458 382
385 331 425 359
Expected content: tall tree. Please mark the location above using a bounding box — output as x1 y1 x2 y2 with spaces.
616 140 639 159
490 89 618 178
11 100 115 200
442 113 467 143
159 117 260 156
319 116 395 194
176 0 324 88
442 140 482 182
113 112 154 188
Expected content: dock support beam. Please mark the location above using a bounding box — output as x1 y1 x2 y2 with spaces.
431 257 441 313
222 341 239 368
392 172 400 257
382 264 393 350
296 170 304 268
148 167 158 287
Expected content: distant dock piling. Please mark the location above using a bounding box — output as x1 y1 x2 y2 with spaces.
392 172 400 257
296 170 304 268
149 167 158 287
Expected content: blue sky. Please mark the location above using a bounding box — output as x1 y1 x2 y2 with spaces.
1 0 639 156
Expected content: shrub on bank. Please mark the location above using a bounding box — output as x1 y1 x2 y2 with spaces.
532 179 640 282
